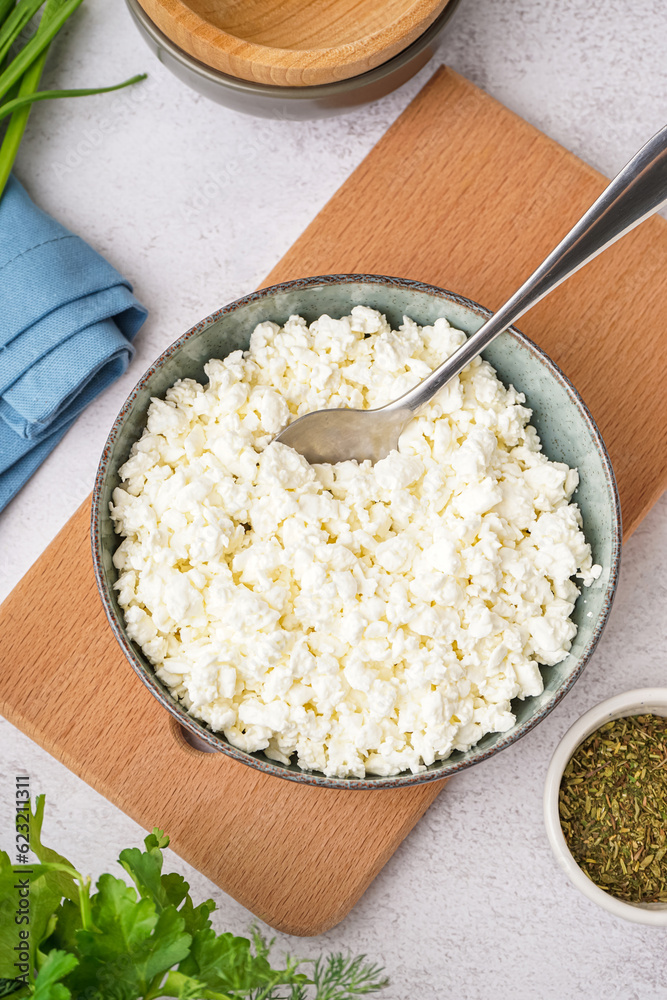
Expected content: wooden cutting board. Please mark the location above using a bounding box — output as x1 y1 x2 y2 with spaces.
1 67 666 937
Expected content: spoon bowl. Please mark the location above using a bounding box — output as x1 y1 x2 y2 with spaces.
275 404 409 465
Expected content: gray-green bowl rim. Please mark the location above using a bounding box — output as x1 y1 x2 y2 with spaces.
91 273 622 790
124 0 463 99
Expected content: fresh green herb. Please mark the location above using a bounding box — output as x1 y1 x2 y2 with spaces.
0 0 47 67
0 41 48 195
0 74 147 122
0 0 146 200
0 0 16 27
559 713 667 903
0 0 87 104
0 797 389 999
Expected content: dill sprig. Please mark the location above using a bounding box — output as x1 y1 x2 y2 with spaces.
249 950 390 999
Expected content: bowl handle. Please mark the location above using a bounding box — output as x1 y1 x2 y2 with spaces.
168 716 219 755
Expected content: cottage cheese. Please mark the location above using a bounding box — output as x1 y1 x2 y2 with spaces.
111 307 601 778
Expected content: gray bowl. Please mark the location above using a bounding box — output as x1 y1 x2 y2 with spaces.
92 274 622 789
124 0 463 120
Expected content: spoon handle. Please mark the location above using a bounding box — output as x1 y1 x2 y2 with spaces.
388 123 667 415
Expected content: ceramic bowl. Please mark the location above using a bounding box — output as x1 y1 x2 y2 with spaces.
544 689 667 926
124 0 462 120
92 273 622 789
135 0 454 87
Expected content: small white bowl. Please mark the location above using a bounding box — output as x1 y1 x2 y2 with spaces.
544 688 667 926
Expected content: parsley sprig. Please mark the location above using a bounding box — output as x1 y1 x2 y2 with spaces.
0 797 388 1000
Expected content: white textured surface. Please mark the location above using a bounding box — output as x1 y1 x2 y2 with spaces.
1 0 666 996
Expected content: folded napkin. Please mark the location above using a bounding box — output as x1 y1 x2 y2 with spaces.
0 176 147 512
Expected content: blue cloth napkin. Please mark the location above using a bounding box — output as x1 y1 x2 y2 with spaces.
0 176 147 512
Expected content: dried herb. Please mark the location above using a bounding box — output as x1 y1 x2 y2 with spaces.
559 714 667 903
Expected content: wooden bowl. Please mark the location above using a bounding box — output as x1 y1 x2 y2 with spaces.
135 0 453 87
127 0 462 119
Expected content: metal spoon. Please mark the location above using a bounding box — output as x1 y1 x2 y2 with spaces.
275 124 667 465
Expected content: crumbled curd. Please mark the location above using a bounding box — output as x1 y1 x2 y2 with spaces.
111 307 601 777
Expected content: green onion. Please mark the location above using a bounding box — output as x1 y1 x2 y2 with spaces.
0 0 16 27
0 41 47 195
0 0 45 66
0 0 145 201
0 0 84 103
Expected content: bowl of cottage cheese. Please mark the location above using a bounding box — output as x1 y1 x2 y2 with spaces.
92 274 621 787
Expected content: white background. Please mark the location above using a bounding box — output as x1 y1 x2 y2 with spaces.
1 1 667 997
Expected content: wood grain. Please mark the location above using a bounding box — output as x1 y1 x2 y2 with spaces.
136 0 450 86
1 66 666 937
